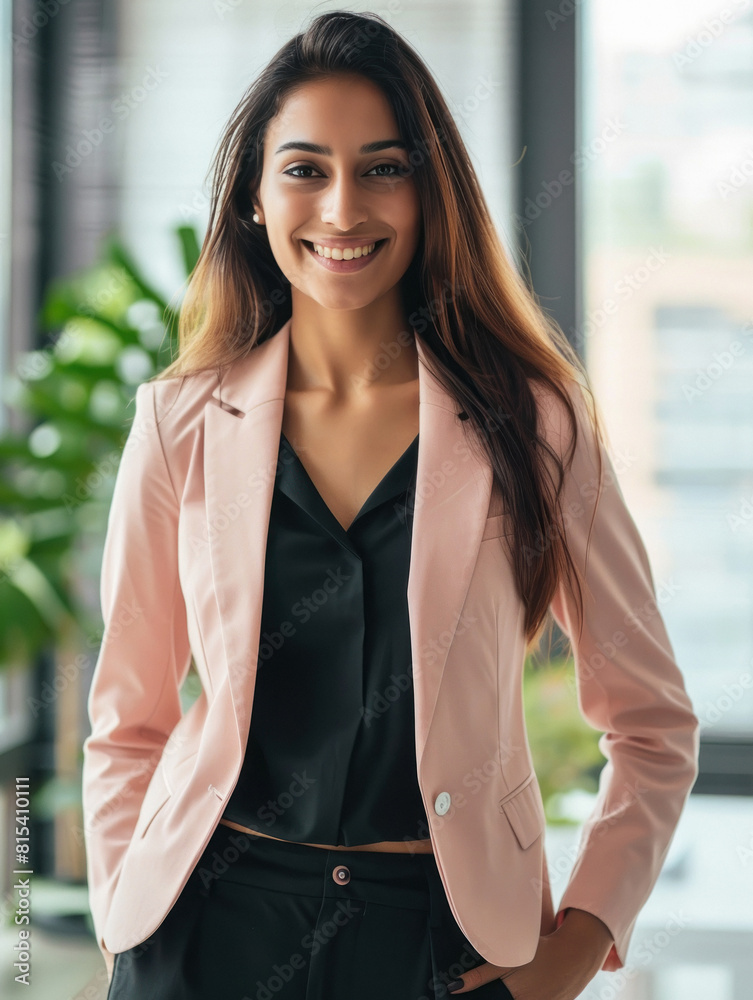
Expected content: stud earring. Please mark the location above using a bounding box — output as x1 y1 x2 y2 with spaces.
253 213 260 223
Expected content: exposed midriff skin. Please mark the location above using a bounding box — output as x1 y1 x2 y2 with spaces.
218 817 434 853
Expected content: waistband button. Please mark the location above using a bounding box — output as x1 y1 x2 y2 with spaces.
332 864 351 885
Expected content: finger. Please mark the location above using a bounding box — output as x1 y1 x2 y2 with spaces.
447 961 511 993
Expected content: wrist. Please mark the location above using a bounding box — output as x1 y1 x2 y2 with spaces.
558 907 614 967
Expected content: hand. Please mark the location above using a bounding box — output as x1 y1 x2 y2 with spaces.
446 908 614 1000
102 945 116 985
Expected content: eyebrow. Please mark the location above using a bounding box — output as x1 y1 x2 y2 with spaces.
274 139 407 156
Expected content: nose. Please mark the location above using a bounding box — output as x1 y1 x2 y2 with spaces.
319 172 369 232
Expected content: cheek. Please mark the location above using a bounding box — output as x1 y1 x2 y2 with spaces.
263 233 310 288
396 188 422 241
265 222 302 262
263 231 291 268
259 184 305 229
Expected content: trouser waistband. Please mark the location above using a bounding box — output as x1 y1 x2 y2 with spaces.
195 817 440 913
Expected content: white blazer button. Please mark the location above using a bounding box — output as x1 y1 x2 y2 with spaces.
434 792 452 816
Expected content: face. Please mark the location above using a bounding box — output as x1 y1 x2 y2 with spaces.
252 74 422 313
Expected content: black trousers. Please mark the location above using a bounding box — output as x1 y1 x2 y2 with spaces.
106 819 515 1000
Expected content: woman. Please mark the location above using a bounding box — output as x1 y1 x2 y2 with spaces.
82 10 700 1000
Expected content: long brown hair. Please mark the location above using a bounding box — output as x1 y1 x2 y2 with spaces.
156 9 606 653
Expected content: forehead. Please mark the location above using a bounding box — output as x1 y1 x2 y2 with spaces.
267 75 399 146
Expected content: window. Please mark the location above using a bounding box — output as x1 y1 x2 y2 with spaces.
581 0 753 747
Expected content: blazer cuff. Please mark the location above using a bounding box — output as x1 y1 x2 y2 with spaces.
555 902 629 971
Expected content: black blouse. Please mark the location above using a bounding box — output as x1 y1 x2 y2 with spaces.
220 429 430 846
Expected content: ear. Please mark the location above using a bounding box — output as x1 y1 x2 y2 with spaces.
247 185 263 225
249 181 262 214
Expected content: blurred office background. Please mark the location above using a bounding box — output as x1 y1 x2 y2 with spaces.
1 0 752 997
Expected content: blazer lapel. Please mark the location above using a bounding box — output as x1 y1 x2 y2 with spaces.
202 318 493 769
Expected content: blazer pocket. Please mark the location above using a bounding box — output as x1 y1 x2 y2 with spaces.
162 746 200 796
136 765 171 840
482 514 512 541
498 771 546 850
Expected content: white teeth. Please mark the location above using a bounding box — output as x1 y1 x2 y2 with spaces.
311 241 379 260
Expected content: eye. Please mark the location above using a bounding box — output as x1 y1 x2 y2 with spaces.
365 163 403 177
283 164 320 178
282 162 406 179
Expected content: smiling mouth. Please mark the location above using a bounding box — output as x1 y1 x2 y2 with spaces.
302 238 388 258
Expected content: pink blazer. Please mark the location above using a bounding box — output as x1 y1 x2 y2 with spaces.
82 317 699 975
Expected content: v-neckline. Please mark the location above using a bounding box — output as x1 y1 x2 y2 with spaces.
279 431 419 535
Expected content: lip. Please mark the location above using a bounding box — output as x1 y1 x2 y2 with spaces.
302 238 387 273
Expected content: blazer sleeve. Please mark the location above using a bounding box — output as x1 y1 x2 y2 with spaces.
538 378 700 972
81 380 192 970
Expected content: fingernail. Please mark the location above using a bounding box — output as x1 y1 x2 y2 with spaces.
447 979 464 993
